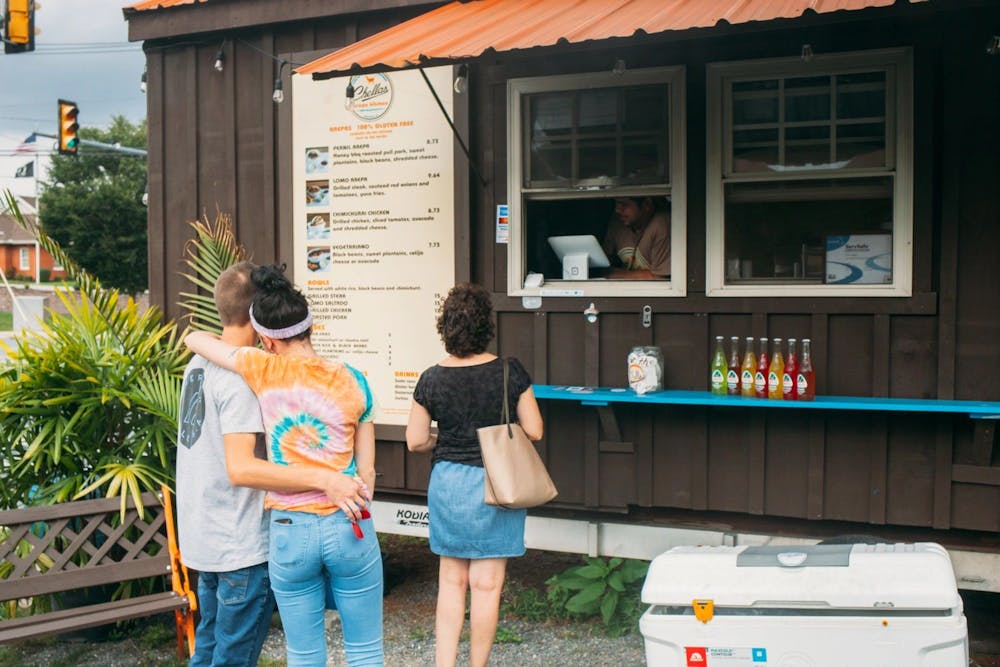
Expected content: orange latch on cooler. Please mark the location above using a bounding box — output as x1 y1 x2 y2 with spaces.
692 599 714 623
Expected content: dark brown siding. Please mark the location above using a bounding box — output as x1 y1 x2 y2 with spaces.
136 1 1000 543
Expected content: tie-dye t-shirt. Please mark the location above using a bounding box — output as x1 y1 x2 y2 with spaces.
234 348 375 514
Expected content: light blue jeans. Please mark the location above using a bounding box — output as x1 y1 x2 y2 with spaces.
190 562 275 667
269 509 384 666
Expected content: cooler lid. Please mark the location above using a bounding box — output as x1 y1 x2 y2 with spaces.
641 543 961 611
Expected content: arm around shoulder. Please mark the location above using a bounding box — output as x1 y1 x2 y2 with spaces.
185 331 241 372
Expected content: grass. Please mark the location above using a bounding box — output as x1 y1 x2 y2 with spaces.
494 624 523 644
0 312 10 331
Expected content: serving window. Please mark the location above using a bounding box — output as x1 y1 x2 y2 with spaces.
706 49 913 296
507 67 686 297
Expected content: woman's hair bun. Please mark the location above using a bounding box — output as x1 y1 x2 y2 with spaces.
251 263 292 293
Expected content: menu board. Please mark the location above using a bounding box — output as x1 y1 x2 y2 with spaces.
292 66 456 425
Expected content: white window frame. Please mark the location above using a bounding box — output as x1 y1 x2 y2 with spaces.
706 48 913 297
18 246 30 271
507 66 687 297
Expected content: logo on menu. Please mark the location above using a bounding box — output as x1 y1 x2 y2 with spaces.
685 647 706 665
348 73 393 121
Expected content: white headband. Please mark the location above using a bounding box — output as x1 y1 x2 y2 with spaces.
249 306 313 339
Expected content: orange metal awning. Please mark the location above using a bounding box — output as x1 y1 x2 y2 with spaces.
128 0 206 10
297 0 924 77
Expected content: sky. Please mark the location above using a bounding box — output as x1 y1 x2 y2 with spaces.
0 0 146 200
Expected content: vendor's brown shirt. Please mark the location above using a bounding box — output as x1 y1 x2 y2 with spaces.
603 211 671 277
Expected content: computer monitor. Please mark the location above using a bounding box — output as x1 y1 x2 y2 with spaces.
547 235 611 280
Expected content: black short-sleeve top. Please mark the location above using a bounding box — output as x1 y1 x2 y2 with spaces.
412 357 532 467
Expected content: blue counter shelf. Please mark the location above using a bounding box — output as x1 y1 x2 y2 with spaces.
532 385 1000 420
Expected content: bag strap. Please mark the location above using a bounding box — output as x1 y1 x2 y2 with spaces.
501 358 514 437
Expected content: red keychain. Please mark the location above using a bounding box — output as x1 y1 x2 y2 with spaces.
351 508 371 539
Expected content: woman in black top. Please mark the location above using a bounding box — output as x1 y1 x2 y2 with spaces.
406 283 543 667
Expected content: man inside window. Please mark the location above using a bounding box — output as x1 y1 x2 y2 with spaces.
602 196 671 280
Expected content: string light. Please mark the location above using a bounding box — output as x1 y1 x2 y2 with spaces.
140 66 147 94
988 35 1000 56
214 42 225 72
273 61 287 104
453 64 468 94
612 59 626 75
345 81 355 110
801 44 814 62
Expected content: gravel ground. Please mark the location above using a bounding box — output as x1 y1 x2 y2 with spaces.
1 535 996 667
0 537 645 667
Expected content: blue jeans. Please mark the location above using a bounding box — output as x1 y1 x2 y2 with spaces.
190 562 275 667
269 509 383 666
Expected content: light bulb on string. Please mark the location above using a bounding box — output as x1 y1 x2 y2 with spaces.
453 64 468 94
273 60 287 104
345 82 356 110
214 46 225 72
140 67 147 94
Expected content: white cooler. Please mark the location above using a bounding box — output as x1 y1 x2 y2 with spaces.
639 543 968 667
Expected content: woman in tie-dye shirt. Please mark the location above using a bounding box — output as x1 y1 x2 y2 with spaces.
185 263 383 667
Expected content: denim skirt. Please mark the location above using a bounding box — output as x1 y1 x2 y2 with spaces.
428 460 526 559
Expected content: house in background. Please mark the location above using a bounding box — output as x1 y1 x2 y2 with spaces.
0 196 66 283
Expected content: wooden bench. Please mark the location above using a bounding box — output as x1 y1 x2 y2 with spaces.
0 486 196 659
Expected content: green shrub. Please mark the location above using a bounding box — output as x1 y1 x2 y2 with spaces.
39 268 51 283
546 556 649 636
0 191 186 512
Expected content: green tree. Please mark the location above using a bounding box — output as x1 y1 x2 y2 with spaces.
40 116 148 295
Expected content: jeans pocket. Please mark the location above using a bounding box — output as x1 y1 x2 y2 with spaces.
270 517 309 568
217 568 250 605
337 519 378 561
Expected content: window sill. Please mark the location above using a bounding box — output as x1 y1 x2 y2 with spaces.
510 279 686 298
706 282 911 298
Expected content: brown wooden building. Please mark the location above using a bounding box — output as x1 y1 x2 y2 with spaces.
126 0 1000 588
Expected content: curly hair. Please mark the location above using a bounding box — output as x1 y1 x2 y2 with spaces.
250 263 311 341
436 282 495 357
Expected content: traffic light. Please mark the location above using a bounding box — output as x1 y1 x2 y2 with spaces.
58 99 79 156
3 0 35 54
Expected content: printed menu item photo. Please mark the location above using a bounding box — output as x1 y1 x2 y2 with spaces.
306 180 329 207
306 246 331 272
306 213 331 240
305 146 330 174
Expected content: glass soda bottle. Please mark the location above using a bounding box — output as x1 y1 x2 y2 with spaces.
727 336 741 396
740 336 756 398
797 338 815 401
710 336 727 395
783 338 798 400
754 337 769 399
768 337 784 400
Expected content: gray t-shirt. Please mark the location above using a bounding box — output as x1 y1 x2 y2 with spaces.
176 355 267 572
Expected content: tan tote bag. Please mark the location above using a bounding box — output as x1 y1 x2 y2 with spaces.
477 359 558 509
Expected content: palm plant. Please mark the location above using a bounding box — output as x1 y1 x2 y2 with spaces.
0 191 186 515
178 211 250 332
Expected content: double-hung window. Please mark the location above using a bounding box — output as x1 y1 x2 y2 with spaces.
507 67 686 297
706 49 913 296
